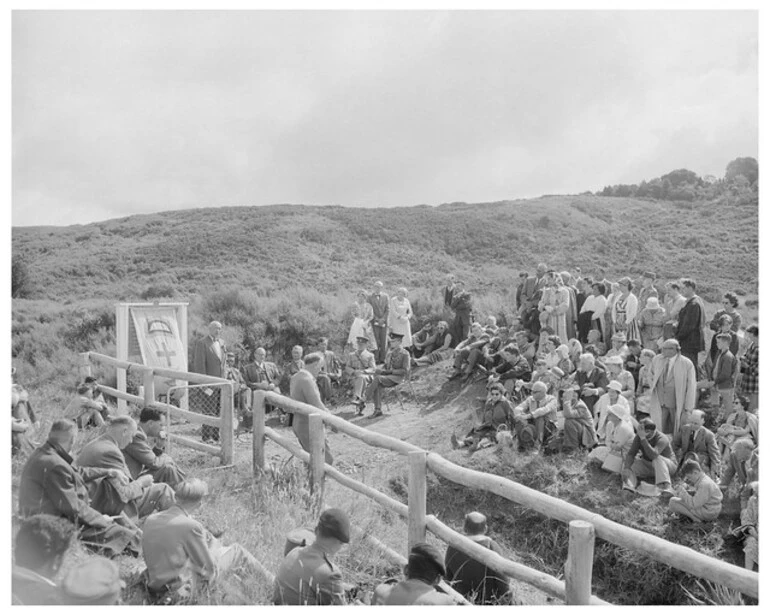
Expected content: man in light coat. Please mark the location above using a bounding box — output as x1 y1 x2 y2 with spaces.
647 338 696 440
289 353 334 465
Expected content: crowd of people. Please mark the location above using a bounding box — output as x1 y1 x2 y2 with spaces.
11 265 760 604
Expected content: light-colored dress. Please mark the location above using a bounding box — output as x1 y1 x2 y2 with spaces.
635 364 654 415
388 297 413 348
347 301 377 351
538 286 570 343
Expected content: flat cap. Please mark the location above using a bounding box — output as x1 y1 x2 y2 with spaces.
409 542 446 577
317 508 350 543
61 556 123 605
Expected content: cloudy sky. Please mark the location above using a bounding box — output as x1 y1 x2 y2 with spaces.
11 9 758 227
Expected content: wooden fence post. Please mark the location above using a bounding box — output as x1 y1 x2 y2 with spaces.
408 450 428 551
78 352 92 380
142 368 156 407
309 413 326 498
565 520 595 605
253 392 266 477
220 382 234 465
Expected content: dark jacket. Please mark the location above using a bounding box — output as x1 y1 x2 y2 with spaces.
675 297 705 353
445 535 509 604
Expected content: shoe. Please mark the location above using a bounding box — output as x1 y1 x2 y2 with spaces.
448 371 462 381
450 434 459 450
355 401 365 416
370 409 383 418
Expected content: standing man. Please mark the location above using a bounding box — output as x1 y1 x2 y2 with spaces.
450 281 474 343
647 339 697 440
675 279 706 369
514 271 529 311
369 281 390 364
289 353 333 465
191 321 226 443
365 333 410 418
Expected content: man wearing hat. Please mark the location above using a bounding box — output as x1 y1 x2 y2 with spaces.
560 382 598 452
273 508 351 605
346 335 377 414
289 352 334 464
622 417 677 493
364 332 410 418
444 512 510 604
372 542 455 605
369 281 390 364
647 338 697 440
61 557 124 605
512 380 558 451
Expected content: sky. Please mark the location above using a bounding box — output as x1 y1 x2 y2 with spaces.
11 9 759 227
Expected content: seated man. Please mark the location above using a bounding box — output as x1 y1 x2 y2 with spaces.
672 409 720 480
143 479 261 602
444 512 510 605
84 376 112 417
316 337 343 403
123 407 185 488
346 336 376 415
241 347 282 419
413 321 453 366
411 322 437 359
512 381 558 451
280 346 305 395
63 384 107 429
60 557 124 605
365 333 410 419
605 332 629 361
12 514 76 605
488 345 532 394
716 396 758 458
448 322 490 381
560 382 598 453
76 416 175 520
372 543 455 605
224 352 251 417
574 353 609 416
668 459 723 523
719 437 757 506
273 508 350 605
18 419 141 557
585 329 607 356
622 417 677 493
451 383 513 452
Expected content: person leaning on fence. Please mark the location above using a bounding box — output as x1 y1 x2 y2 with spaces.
667 459 723 523
444 512 511 605
12 514 76 605
122 406 185 488
142 478 261 603
191 321 227 443
76 416 175 520
273 508 351 606
364 332 410 419
372 542 456 605
622 417 677 494
346 336 376 415
512 380 558 451
289 352 334 464
18 419 141 557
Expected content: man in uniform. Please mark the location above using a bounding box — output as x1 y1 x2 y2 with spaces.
191 321 227 442
346 335 376 415
365 332 410 418
18 419 141 556
273 508 351 605
123 406 185 488
444 512 510 605
372 543 455 605
76 416 175 519
289 352 334 464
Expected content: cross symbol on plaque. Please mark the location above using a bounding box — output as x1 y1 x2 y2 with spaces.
156 341 177 367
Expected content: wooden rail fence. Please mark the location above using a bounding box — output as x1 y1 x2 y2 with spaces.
252 390 759 603
79 352 234 464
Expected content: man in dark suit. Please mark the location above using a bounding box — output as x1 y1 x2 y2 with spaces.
76 416 174 519
707 333 739 417
444 512 510 605
289 353 333 465
675 279 706 369
18 419 140 556
123 407 185 487
518 263 549 335
672 410 721 479
369 281 390 364
191 321 227 442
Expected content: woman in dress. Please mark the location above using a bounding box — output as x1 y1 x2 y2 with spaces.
347 289 377 352
637 296 667 351
611 277 639 343
388 287 413 349
538 273 571 343
604 282 621 346
637 271 659 308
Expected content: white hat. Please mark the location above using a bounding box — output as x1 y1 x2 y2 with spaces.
606 380 623 393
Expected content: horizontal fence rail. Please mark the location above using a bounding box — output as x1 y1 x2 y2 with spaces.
253 391 759 601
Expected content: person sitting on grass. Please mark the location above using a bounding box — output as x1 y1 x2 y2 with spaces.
411 322 437 359
143 478 262 604
413 321 453 367
739 481 758 571
526 358 557 394
588 403 635 473
448 322 490 382
604 355 636 413
622 417 677 494
346 336 376 415
12 514 76 605
513 330 538 367
715 396 758 459
512 381 558 451
671 409 720 481
122 406 185 488
559 382 598 453
451 383 513 452
667 459 723 523
719 438 757 507
593 381 630 443
488 345 532 394
372 543 455 605
605 332 629 361
574 353 609 416
63 383 107 429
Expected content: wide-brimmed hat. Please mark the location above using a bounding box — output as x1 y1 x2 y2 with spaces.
606 380 623 392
